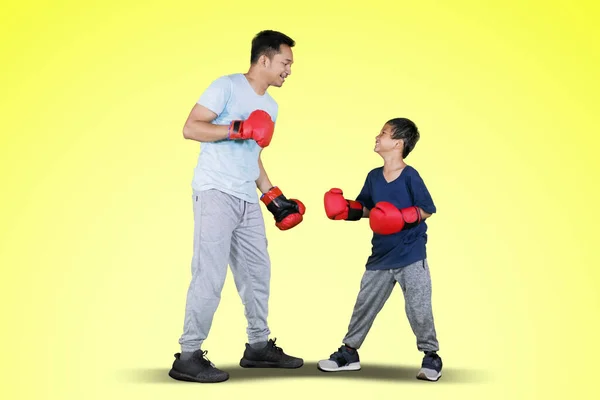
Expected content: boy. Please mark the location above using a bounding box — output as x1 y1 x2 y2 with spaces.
320 117 442 381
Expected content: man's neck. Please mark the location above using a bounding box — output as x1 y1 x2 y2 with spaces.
244 69 269 95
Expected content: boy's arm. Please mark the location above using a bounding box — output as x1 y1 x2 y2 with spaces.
368 171 435 235
410 172 436 220
356 173 374 218
324 172 373 221
420 209 432 220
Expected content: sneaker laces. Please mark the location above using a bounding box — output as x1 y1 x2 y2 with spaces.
194 350 216 368
329 346 345 359
267 338 284 354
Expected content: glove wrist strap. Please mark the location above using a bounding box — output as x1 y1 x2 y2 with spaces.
346 200 363 221
260 186 281 205
228 120 243 140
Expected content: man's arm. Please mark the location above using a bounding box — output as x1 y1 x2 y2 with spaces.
256 151 306 230
182 104 229 142
255 151 274 194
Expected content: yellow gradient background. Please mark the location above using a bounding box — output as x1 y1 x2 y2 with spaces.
1 0 599 399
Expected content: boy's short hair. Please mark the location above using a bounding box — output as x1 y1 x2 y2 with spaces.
387 118 420 158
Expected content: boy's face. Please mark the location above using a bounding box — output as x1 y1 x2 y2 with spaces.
374 123 402 154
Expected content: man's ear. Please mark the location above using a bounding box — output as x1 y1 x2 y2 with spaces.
259 54 269 68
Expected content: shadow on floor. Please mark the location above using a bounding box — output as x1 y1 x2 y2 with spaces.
118 361 489 384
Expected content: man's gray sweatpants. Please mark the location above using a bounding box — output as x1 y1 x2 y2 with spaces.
343 259 440 352
179 189 271 353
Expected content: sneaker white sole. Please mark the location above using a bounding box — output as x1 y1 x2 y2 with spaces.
417 368 441 381
317 360 361 372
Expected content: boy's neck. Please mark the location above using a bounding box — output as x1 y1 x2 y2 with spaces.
382 154 407 171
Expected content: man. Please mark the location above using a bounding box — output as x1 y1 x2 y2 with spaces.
168 30 305 384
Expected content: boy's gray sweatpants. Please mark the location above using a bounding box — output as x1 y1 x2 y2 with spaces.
343 259 439 352
178 189 271 353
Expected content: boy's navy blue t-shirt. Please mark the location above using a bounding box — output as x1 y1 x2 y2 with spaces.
355 165 436 271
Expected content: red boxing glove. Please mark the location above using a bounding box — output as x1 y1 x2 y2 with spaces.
369 201 422 235
261 186 306 230
324 188 363 221
228 110 274 148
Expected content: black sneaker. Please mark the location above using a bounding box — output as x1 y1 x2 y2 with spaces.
417 351 442 381
168 350 229 383
239 338 303 368
317 345 361 372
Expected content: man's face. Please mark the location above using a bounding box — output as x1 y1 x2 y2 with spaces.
374 123 401 154
265 44 293 87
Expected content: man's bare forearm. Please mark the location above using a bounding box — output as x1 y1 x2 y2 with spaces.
183 120 229 142
256 157 274 194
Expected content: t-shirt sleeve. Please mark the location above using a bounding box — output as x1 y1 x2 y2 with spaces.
355 172 375 210
197 76 232 117
408 170 436 214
